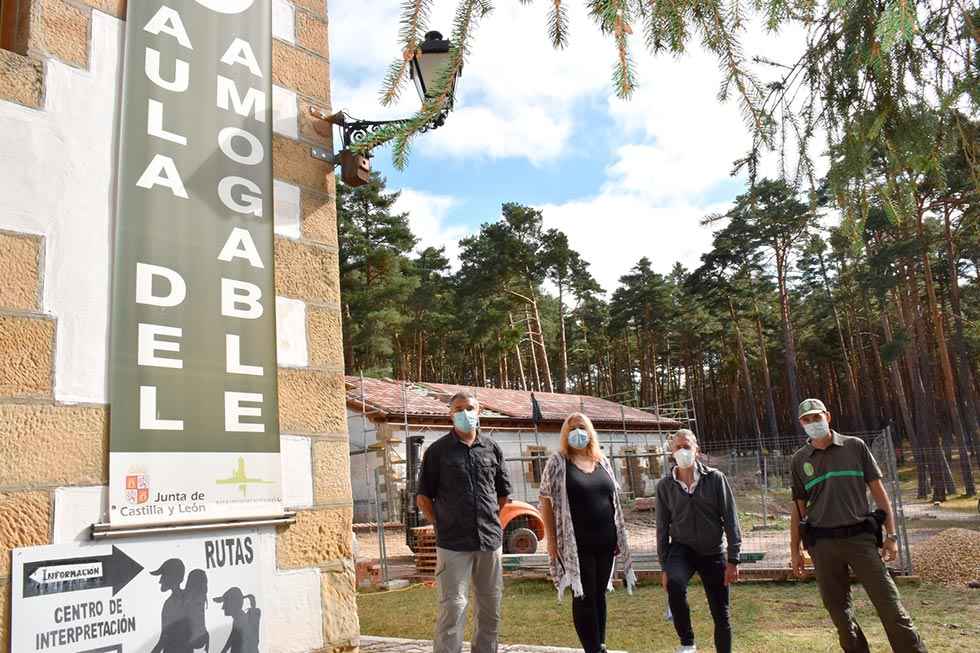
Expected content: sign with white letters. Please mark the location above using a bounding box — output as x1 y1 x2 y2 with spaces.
12 531 266 652
108 0 281 525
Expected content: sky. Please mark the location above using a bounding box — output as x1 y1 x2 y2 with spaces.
328 2 811 294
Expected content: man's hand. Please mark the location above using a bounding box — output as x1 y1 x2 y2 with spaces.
661 572 668 591
881 538 898 562
791 549 805 577
724 563 739 586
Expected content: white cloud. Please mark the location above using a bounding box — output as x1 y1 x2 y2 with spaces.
330 3 820 291
392 188 470 266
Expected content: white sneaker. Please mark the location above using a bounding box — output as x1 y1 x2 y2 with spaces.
676 646 697 653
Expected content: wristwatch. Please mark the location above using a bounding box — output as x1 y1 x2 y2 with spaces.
885 532 898 542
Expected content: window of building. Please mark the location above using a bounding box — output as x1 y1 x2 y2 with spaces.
526 446 547 484
1 0 31 55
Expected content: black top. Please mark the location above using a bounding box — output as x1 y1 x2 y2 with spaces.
416 430 512 551
566 459 617 553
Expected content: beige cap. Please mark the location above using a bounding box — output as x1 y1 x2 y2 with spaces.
798 398 828 418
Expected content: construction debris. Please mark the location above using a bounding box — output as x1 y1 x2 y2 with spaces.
912 528 980 585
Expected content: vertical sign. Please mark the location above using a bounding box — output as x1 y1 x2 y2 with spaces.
109 0 282 526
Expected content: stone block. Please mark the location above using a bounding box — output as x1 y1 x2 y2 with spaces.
0 231 41 311
272 39 328 103
0 403 107 491
274 237 340 304
78 0 125 17
0 49 44 108
38 0 90 69
278 368 346 434
298 96 331 147
312 440 351 504
273 134 331 191
277 506 353 569
296 10 328 58
307 305 344 369
0 314 54 398
301 190 337 246
292 0 326 19
321 562 359 646
0 491 50 578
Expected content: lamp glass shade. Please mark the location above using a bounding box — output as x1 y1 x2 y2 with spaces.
411 49 453 104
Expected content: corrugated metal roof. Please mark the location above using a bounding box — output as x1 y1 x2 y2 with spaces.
345 376 681 430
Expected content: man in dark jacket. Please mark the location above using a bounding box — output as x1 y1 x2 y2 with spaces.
656 429 741 653
416 391 511 653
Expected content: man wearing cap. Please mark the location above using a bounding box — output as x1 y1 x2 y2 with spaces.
150 558 192 653
416 391 512 653
790 399 926 652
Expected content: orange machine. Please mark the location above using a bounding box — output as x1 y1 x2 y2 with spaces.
500 500 546 554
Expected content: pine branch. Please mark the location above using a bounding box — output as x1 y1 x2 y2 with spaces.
380 0 436 106
356 0 486 168
549 0 570 49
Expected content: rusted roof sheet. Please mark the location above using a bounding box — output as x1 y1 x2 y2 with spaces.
345 376 448 416
345 376 681 429
422 382 678 428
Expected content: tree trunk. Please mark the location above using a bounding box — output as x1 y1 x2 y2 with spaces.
881 308 930 498
915 206 975 496
509 312 528 391
817 252 865 429
943 206 980 460
775 252 803 434
752 302 780 442
729 299 763 445
527 284 554 392
557 282 569 393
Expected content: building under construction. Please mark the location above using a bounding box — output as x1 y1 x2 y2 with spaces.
346 376 690 523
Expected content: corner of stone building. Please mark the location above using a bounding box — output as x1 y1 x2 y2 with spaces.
270 1 358 650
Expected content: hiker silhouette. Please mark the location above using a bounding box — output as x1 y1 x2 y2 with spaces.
213 587 261 653
186 569 211 652
149 559 212 653
149 558 192 653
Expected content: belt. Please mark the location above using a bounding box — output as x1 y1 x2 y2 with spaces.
808 521 873 540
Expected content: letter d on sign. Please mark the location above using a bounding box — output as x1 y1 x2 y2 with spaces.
136 263 187 307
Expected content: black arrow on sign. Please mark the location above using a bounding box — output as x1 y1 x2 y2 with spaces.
22 546 143 598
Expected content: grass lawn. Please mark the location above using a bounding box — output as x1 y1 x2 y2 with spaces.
358 579 980 652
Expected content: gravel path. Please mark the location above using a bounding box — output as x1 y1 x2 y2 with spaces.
360 636 627 653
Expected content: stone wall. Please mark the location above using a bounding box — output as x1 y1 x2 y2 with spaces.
0 2 357 651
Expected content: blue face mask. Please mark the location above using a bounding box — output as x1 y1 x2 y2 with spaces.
452 409 479 433
568 428 590 450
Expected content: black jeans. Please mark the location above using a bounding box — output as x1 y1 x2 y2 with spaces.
572 546 615 653
664 543 731 653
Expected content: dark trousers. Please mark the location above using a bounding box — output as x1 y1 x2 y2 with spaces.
664 544 731 653
572 547 615 653
809 533 926 653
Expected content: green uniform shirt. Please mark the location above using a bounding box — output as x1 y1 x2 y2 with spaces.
791 431 882 527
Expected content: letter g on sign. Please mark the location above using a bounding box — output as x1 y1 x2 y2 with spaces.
194 0 256 13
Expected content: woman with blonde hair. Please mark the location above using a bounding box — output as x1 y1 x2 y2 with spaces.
539 413 636 653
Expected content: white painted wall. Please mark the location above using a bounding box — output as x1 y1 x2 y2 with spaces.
0 12 310 403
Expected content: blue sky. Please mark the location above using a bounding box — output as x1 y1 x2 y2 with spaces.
327 2 807 293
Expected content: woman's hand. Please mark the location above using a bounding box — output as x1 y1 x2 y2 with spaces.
660 572 668 591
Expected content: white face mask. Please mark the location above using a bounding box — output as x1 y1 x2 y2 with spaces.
673 448 696 469
803 417 830 440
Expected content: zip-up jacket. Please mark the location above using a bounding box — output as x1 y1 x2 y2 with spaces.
655 461 742 564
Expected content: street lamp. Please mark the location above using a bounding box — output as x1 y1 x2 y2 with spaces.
310 31 461 187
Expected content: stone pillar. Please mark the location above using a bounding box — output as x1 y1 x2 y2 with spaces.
0 2 357 651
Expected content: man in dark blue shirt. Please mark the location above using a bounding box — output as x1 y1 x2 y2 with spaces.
417 390 511 653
